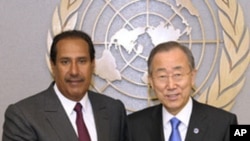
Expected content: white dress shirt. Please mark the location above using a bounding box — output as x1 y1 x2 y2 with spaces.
163 97 193 141
54 84 97 141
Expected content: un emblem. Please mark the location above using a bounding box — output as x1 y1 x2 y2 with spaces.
47 0 250 112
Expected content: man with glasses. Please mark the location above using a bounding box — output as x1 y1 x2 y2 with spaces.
128 41 237 141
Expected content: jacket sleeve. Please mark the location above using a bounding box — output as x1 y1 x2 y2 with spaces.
223 114 238 141
2 104 37 141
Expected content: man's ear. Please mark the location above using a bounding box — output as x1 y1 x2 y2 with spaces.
191 69 197 87
50 60 55 78
148 74 153 89
92 59 96 71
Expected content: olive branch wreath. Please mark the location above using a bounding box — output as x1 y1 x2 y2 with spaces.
198 0 250 111
46 0 250 111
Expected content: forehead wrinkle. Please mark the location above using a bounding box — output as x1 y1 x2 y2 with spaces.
172 66 184 71
155 66 184 73
59 56 87 59
155 68 166 72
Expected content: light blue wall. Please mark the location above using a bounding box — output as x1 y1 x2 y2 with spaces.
0 0 249 137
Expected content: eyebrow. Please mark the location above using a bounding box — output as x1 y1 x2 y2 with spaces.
59 57 70 60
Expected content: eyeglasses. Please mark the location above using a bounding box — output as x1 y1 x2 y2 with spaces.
152 70 192 83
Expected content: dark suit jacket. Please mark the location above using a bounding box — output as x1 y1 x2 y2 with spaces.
3 83 128 141
128 99 237 141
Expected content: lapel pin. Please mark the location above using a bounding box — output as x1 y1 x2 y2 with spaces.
193 128 199 134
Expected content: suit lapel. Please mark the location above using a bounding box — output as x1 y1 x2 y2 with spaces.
89 91 110 141
150 105 165 141
43 84 78 141
185 100 209 141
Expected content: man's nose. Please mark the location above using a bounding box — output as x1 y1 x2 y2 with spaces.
166 76 177 89
70 62 79 75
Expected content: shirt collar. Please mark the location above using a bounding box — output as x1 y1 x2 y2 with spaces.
53 84 90 116
162 97 193 127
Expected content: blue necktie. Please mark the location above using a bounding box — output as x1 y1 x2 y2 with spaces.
169 117 181 141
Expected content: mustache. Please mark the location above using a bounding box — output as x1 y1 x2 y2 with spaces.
65 76 84 82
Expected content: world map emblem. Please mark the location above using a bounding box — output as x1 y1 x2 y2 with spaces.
47 0 250 112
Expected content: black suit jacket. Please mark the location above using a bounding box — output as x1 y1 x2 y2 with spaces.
128 99 237 141
3 83 128 141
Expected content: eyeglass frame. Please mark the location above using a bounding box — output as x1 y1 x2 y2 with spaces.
150 68 193 83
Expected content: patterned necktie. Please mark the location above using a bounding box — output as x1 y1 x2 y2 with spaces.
169 117 181 141
74 103 91 141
